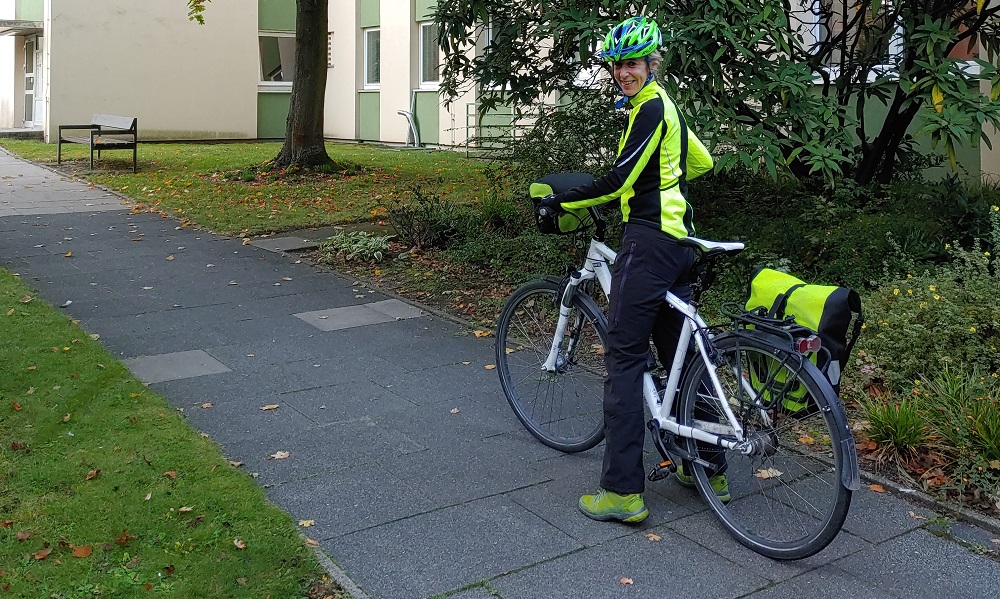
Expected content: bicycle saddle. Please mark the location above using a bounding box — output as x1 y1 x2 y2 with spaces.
679 237 745 256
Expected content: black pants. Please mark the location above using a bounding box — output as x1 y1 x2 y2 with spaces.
599 224 710 494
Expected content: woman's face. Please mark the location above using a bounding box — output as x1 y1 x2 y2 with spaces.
612 58 650 97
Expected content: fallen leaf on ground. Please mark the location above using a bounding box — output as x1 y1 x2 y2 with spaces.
472 330 492 337
85 469 100 480
305 538 320 546
228 460 244 468
12 402 21 411
484 364 496 370
178 506 193 513
33 548 51 560
163 565 175 576
988 460 1000 470
233 538 247 549
236 577 248 585
908 511 926 520
166 255 174 261
0 520 12 528
114 529 135 546
64 252 72 257
260 404 280 411
298 520 315 527
163 471 178 479
186 515 205 528
869 484 886 493
645 533 661 542
619 577 633 586
754 467 783 479
71 545 93 558
145 492 152 501
16 531 30 541
462 361 471 365
268 451 290 460
797 436 815 445
5 308 13 316
201 403 213 409
450 408 460 414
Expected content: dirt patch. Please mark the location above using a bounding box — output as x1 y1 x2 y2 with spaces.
207 162 366 186
304 241 516 329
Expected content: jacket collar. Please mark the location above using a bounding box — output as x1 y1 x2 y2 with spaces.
628 80 661 107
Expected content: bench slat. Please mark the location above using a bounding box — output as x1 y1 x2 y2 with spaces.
93 113 136 130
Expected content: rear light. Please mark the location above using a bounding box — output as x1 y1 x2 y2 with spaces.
795 335 821 354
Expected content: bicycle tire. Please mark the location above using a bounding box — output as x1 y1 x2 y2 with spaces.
677 331 854 560
495 278 608 453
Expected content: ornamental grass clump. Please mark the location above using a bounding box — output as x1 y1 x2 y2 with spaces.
861 394 931 464
921 368 1000 497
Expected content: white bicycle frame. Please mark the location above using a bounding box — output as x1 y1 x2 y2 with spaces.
541 236 749 453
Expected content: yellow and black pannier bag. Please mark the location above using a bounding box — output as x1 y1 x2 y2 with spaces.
745 268 864 411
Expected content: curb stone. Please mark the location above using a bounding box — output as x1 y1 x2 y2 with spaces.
305 539 372 599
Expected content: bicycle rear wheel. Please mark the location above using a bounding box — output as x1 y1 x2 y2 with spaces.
496 279 607 453
678 332 855 560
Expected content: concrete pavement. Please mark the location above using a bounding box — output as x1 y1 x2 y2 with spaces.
1 149 998 599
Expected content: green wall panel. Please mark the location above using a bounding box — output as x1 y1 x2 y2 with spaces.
257 92 290 139
360 0 380 28
259 0 295 31
414 92 439 145
359 92 380 141
16 0 43 21
415 0 436 21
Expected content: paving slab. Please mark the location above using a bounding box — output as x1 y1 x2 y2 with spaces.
123 349 232 384
834 529 1000 598
332 496 583 599
491 526 768 599
743 567 894 598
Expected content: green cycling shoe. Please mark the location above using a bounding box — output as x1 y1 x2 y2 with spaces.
675 465 731 503
578 489 649 523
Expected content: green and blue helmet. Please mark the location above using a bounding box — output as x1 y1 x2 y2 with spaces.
600 17 661 62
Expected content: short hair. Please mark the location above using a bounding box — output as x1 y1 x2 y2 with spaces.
648 51 662 73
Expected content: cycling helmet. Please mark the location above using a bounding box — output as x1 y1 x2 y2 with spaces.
600 17 661 61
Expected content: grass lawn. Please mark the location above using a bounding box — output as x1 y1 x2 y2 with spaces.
0 140 487 236
0 270 343 598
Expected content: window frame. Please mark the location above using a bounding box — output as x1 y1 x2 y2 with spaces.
258 30 296 91
418 21 441 89
363 27 381 90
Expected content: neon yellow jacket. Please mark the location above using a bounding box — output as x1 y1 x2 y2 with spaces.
559 81 712 238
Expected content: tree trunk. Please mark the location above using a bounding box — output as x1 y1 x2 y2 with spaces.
854 85 922 185
273 0 333 168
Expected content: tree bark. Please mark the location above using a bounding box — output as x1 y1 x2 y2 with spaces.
273 0 334 168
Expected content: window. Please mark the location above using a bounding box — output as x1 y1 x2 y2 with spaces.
419 22 440 87
364 28 380 88
810 0 903 69
259 34 296 83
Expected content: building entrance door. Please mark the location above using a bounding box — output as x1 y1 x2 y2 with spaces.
32 38 44 127
23 36 35 126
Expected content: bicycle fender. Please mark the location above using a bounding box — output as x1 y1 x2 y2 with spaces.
572 292 609 332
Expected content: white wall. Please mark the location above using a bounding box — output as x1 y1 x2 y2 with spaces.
325 7 357 139
44 0 258 141
378 1 413 144
0 0 15 127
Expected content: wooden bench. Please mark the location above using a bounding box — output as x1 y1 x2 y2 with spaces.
58 114 138 173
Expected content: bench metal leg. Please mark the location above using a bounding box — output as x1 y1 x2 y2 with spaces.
90 146 94 170
133 146 137 173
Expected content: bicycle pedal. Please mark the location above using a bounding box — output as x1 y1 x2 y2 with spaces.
647 460 675 482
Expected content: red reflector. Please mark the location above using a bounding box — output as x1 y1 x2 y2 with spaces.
795 335 821 354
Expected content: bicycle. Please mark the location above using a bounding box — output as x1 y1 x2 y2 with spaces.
495 199 860 560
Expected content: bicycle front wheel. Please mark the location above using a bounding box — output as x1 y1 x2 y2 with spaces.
678 332 854 560
496 279 607 453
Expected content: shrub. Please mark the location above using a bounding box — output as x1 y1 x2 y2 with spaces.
317 231 393 263
858 226 1000 388
388 187 469 250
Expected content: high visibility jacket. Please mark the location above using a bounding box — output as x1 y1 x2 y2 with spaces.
559 81 712 239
